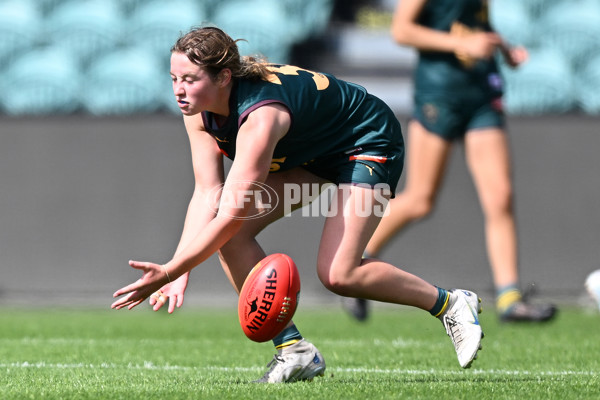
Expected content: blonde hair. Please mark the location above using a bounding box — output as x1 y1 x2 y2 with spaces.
171 26 273 81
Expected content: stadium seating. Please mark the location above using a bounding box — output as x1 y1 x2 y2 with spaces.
127 0 207 60
277 0 335 42
500 48 575 115
37 0 67 16
0 0 596 115
83 48 165 115
212 0 294 64
45 0 124 67
0 0 333 115
117 0 148 17
489 0 537 48
575 55 600 115
526 0 564 18
0 47 82 115
539 0 600 69
0 0 42 64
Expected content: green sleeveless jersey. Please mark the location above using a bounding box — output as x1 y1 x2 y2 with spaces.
415 0 502 98
201 64 403 173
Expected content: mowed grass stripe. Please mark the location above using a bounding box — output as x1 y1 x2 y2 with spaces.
2 361 597 377
1 307 599 399
1 337 444 348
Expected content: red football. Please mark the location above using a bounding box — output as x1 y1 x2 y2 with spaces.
238 253 301 342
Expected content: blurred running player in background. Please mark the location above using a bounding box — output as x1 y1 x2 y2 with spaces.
343 0 557 323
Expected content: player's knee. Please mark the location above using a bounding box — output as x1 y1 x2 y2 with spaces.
409 194 435 219
317 267 354 296
481 184 513 218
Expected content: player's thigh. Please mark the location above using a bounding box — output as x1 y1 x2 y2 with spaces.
464 127 513 210
403 120 453 199
235 167 330 238
317 184 390 279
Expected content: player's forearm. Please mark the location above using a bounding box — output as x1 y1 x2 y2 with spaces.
172 188 217 265
165 214 243 279
391 22 461 54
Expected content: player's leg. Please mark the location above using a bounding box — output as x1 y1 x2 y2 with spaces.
218 167 327 290
465 128 517 289
317 184 483 368
218 167 328 382
343 121 452 321
319 184 437 305
465 127 556 322
365 120 452 258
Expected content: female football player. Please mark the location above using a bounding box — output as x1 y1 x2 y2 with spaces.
111 26 483 382
343 0 556 323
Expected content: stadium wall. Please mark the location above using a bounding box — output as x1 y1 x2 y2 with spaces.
0 114 598 308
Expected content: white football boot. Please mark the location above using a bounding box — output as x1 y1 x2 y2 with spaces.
255 339 326 383
439 289 483 368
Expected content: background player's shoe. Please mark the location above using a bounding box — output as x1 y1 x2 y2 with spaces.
341 297 369 321
255 339 326 383
499 301 557 322
439 289 483 368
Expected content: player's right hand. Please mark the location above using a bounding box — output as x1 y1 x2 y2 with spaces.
149 272 190 313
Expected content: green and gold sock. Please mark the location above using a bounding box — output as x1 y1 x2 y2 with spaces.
429 287 450 317
273 324 303 351
496 284 522 314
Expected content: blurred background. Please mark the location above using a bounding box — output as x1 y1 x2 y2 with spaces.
0 0 598 309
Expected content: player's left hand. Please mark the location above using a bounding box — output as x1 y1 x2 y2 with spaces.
111 260 169 310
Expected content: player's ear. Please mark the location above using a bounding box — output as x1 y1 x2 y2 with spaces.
217 68 232 87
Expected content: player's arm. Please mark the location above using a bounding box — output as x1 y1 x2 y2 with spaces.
164 103 290 276
150 113 225 312
175 112 225 261
150 114 223 313
391 0 501 59
111 104 291 310
112 112 227 310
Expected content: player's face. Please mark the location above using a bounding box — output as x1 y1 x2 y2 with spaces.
170 52 223 116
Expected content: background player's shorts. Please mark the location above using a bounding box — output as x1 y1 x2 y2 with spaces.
413 93 505 141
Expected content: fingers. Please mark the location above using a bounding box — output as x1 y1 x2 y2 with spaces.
150 290 167 312
112 260 164 311
147 290 185 313
111 291 142 310
488 32 503 45
168 296 176 314
127 298 144 310
511 46 528 65
129 259 151 270
168 293 184 314
113 280 141 298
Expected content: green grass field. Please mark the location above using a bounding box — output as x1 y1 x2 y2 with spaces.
1 305 598 399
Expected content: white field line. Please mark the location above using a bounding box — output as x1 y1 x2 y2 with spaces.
0 362 596 377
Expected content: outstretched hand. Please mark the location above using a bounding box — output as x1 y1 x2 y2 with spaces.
148 273 189 313
111 260 170 310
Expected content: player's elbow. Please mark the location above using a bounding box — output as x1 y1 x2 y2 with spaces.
391 24 411 46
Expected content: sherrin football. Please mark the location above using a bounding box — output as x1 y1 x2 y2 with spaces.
238 253 301 342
